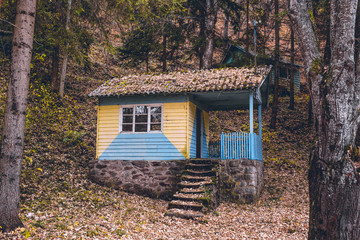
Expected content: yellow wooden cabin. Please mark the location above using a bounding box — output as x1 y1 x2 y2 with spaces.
89 66 271 199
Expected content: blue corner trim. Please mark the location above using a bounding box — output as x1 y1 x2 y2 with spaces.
99 133 186 160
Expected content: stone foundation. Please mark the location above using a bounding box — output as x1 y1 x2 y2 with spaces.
219 159 263 203
89 160 186 199
89 158 263 203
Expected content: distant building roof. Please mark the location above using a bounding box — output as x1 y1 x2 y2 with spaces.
222 45 303 68
89 66 271 97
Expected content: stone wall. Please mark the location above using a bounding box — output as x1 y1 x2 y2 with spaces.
89 160 185 199
218 159 263 203
89 158 263 203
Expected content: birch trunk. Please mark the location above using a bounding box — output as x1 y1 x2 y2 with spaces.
59 0 72 98
0 0 36 232
288 0 360 239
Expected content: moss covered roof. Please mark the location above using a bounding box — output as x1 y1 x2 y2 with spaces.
89 66 271 97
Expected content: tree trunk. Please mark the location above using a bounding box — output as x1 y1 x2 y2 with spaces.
288 0 360 239
0 0 36 232
199 8 205 69
59 0 72 98
162 34 167 72
223 6 229 40
289 26 295 110
270 0 280 129
245 0 249 59
201 0 219 69
51 46 60 93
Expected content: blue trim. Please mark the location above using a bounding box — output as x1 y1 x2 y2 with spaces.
189 118 197 158
249 93 254 134
99 95 188 106
201 116 208 158
258 104 262 139
99 133 185 160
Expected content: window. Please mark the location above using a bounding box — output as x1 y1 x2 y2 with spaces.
279 67 288 79
120 105 162 133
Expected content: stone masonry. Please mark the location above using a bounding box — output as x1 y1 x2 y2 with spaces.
89 160 185 199
90 158 263 204
219 159 263 203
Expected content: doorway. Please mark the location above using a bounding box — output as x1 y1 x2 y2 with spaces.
196 108 203 158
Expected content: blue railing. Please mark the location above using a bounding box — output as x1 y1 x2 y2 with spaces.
216 132 262 161
208 140 221 159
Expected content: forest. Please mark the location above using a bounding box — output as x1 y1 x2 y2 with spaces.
0 0 359 239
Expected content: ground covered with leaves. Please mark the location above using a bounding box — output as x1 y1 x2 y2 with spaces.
0 59 313 239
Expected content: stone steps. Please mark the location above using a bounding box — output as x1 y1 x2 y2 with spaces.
178 180 213 188
181 175 212 182
165 209 204 219
165 158 219 219
180 187 205 194
186 163 214 170
184 169 216 177
168 200 204 211
173 192 205 201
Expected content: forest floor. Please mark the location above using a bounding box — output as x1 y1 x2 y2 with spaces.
0 61 314 239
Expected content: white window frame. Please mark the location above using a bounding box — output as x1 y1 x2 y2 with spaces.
119 104 163 133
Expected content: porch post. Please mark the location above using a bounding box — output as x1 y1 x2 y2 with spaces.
249 92 254 133
249 92 254 159
258 104 262 139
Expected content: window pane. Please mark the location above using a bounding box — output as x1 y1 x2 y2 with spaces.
151 114 161 123
150 124 161 131
122 124 133 132
135 124 147 132
135 114 147 123
122 107 133 114
151 106 161 114
135 106 148 114
279 68 288 79
123 116 133 123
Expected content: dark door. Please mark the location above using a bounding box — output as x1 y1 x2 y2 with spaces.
196 108 202 158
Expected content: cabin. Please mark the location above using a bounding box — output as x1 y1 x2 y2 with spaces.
221 45 302 93
89 66 271 202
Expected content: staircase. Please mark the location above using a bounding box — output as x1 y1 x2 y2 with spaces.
165 159 219 219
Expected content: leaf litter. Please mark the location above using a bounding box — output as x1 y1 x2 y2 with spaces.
0 63 312 239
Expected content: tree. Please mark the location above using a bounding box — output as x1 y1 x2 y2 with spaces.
288 0 360 239
201 0 219 69
0 0 36 232
33 0 93 96
270 0 280 129
289 25 294 110
59 0 72 98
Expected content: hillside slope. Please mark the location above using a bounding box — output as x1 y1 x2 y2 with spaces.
0 59 313 239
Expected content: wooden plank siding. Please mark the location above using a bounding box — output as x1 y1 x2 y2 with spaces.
96 105 119 158
163 102 188 158
96 97 209 160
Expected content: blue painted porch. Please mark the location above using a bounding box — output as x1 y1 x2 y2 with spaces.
208 93 263 161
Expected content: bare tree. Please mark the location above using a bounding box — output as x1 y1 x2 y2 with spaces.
289 25 295 110
59 0 72 98
288 0 360 239
270 0 280 129
0 0 36 232
201 0 219 69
